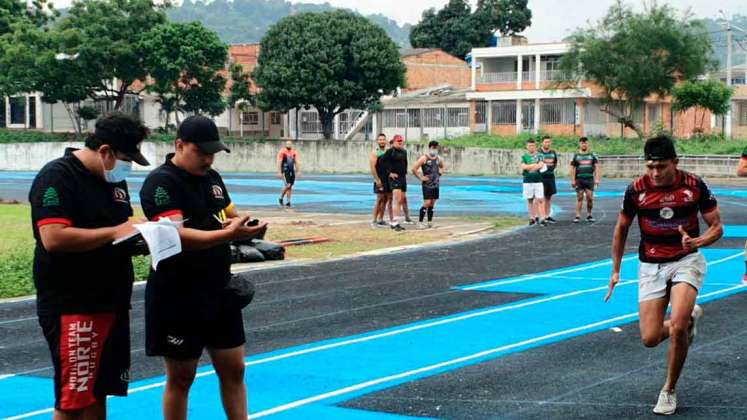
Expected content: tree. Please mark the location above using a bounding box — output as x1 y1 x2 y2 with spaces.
227 63 255 134
0 0 56 37
558 1 713 138
253 10 406 140
140 21 228 126
410 0 493 59
476 0 532 37
55 0 168 110
672 80 734 134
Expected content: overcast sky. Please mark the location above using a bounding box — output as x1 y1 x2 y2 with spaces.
51 0 747 43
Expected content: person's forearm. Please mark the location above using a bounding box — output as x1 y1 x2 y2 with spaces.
611 223 630 273
41 226 118 253
179 227 234 251
696 221 723 248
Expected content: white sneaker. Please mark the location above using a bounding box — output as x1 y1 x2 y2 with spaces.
403 219 416 225
416 222 427 230
688 305 703 345
427 222 433 229
653 389 677 415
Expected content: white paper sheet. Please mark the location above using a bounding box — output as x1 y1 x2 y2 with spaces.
133 218 183 269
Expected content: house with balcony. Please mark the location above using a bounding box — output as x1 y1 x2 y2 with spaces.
465 39 710 139
712 63 747 139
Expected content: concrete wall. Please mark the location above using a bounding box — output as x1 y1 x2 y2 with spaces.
0 141 741 178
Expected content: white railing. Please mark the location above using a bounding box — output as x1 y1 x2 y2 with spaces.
479 72 517 83
540 70 563 81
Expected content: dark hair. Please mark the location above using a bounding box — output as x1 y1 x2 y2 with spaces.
85 112 147 151
377 133 386 138
644 135 677 161
579 137 589 142
542 135 551 140
428 140 439 148
526 139 536 144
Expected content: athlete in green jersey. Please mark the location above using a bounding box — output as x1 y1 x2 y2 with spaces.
570 137 601 223
521 139 547 226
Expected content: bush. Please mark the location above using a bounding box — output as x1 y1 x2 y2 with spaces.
0 129 75 143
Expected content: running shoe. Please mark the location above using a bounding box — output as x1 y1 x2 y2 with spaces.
370 222 379 229
529 219 537 226
427 222 433 229
688 304 703 345
403 219 416 225
546 217 557 224
586 215 596 223
278 198 283 206
286 202 291 208
653 389 677 415
391 224 406 232
573 216 580 223
416 222 427 230
539 219 548 227
376 221 388 228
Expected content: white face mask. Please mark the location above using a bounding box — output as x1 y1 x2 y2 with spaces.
429 150 438 157
104 158 133 183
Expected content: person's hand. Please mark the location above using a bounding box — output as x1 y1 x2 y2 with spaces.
571 181 576 189
277 172 284 179
421 175 430 182
225 215 268 241
595 180 600 188
375 180 383 189
113 219 141 240
604 271 620 302
389 173 399 179
679 225 698 251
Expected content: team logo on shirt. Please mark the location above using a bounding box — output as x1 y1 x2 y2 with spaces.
683 189 693 202
212 185 224 200
660 207 674 219
113 187 128 203
154 186 170 206
638 192 646 203
42 187 60 207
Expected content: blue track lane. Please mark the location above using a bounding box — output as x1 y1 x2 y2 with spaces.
2 248 745 419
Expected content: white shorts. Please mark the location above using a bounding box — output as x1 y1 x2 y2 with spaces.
638 252 706 302
522 183 544 200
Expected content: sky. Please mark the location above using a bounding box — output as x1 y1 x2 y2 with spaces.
50 0 747 43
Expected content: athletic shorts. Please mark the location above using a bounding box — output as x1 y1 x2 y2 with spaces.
284 171 295 186
575 177 595 191
373 179 391 194
522 182 544 199
146 301 246 360
422 185 439 200
38 311 130 410
542 176 557 197
638 252 706 302
390 177 407 192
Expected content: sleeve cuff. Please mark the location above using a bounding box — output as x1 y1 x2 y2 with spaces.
37 218 73 228
151 210 183 221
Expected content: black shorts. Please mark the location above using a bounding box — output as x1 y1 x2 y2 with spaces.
283 171 295 186
390 177 407 192
39 311 130 410
145 299 246 360
575 177 595 191
373 178 391 194
542 176 557 197
422 185 439 200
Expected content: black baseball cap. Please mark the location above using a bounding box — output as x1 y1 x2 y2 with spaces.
93 113 150 166
177 115 230 154
644 135 677 161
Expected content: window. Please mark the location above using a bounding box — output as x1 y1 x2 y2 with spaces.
9 96 26 125
271 112 281 125
540 100 575 125
738 101 747 126
28 96 36 128
408 109 420 128
648 103 661 124
242 111 259 125
0 99 5 128
447 108 469 127
382 109 408 128
422 108 444 128
300 111 321 133
492 101 516 124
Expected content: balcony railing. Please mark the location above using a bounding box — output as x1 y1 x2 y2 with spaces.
478 70 565 84
479 72 517 83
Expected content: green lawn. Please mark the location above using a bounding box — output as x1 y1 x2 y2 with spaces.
433 134 747 156
0 203 150 299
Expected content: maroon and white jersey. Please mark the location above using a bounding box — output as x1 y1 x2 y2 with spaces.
621 170 718 263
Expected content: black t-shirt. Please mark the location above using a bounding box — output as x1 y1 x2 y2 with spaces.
139 154 233 307
621 170 718 263
29 148 134 316
383 147 408 178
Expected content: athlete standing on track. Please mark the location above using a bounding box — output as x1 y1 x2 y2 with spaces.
538 135 558 223
412 140 445 228
570 137 600 223
521 139 547 226
383 134 409 231
277 141 300 208
370 134 391 228
606 135 723 415
140 116 268 420
29 113 149 419
736 146 747 283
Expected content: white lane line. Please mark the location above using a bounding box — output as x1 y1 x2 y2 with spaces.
462 256 639 290
0 316 37 326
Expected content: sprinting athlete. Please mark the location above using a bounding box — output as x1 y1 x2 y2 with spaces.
606 135 723 415
412 140 445 228
277 141 300 208
570 137 600 223
370 134 391 228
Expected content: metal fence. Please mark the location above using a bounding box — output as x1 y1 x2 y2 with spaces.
492 101 517 124
540 99 575 125
479 72 517 83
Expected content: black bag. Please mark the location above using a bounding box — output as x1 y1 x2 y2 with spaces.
221 272 256 309
252 239 285 261
235 245 265 263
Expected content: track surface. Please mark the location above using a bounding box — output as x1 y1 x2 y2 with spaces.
1 174 746 419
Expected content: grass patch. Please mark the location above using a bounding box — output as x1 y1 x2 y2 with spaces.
0 128 276 145
432 133 747 156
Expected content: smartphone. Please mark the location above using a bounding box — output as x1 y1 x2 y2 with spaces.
245 219 260 227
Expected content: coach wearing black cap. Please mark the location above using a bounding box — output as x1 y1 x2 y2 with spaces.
139 115 267 420
29 112 148 418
